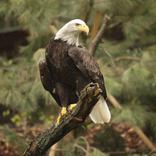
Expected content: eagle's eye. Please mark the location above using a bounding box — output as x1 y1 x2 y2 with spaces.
75 23 81 26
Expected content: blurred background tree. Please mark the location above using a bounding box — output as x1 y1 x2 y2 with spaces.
0 0 156 155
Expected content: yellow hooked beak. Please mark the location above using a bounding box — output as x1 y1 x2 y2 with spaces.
76 24 89 35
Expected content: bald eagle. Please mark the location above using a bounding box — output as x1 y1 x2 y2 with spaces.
39 19 111 124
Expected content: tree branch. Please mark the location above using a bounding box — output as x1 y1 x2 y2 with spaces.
88 15 156 152
81 0 94 23
23 83 101 156
114 56 140 62
108 94 156 152
89 15 110 56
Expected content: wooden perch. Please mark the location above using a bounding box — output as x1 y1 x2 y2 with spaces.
23 83 101 156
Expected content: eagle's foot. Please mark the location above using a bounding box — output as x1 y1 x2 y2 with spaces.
61 107 67 116
56 115 61 125
56 107 67 125
68 103 77 111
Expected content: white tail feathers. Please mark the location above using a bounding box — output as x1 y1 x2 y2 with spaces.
89 96 111 124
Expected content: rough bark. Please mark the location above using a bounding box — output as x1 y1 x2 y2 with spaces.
23 83 101 156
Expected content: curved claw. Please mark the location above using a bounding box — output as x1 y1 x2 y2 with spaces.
68 103 77 111
56 107 68 125
61 107 67 116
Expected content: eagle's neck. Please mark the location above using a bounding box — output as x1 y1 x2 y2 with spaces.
54 29 80 46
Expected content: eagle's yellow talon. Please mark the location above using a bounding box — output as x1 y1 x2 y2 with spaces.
68 103 77 110
61 107 67 116
56 107 67 125
56 115 61 125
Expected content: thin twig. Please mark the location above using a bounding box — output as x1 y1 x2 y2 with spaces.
108 94 156 152
134 127 156 152
79 137 90 156
74 144 88 154
81 0 94 23
89 15 110 56
106 56 140 67
107 94 122 110
88 14 156 152
83 137 90 156
103 48 117 69
48 143 58 156
114 56 140 62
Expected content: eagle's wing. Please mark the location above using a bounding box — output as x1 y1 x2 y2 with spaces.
39 59 61 105
68 47 111 123
68 47 107 99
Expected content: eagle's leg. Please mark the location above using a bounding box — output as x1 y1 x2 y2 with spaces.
55 82 70 125
56 107 68 124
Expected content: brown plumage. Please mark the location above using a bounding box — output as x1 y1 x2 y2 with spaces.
39 38 107 107
39 19 111 124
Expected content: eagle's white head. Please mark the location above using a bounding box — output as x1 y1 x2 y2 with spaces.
54 19 89 46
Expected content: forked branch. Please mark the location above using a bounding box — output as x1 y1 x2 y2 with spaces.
23 83 101 156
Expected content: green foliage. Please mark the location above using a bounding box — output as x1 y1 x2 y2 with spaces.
93 1 156 140
95 0 156 50
59 137 109 156
0 0 156 155
0 58 42 113
1 0 58 34
0 56 59 128
0 125 27 153
0 0 87 55
113 102 150 128
94 127 125 152
105 77 122 97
